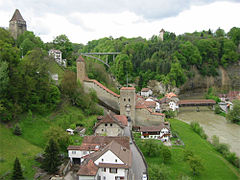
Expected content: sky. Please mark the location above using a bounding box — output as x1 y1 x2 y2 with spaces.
0 0 240 44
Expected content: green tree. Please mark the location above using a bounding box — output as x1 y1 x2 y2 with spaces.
162 147 171 163
41 139 61 174
226 100 240 124
188 156 204 176
45 126 71 152
53 34 73 59
13 124 22 136
167 61 186 87
0 60 9 94
215 28 225 37
142 139 161 157
149 164 169 180
221 39 239 67
12 157 24 180
228 27 240 46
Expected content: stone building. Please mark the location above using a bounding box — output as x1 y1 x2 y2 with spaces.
9 9 27 40
49 49 67 67
94 113 127 136
159 28 165 41
120 87 136 126
76 56 86 83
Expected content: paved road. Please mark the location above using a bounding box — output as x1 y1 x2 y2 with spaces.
124 127 146 180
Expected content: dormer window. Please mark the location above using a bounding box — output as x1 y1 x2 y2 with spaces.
115 159 117 162
105 124 107 126
102 159 104 162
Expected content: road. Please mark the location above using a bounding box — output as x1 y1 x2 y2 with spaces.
124 127 147 180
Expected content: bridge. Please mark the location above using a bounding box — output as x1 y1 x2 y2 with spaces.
80 52 121 68
178 99 216 107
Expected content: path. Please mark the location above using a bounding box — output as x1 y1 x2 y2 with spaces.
178 106 240 157
124 127 147 180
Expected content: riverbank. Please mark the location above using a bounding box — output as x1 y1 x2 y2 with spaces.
177 106 240 157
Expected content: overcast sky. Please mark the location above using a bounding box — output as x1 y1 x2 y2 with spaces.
0 0 240 44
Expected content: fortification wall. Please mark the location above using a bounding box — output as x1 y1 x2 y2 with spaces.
135 108 164 126
83 80 120 112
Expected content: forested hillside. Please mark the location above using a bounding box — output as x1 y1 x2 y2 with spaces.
79 27 240 91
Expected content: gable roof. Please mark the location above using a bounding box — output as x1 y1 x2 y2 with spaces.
120 87 135 90
88 141 132 168
165 92 177 98
10 9 25 22
141 88 150 92
76 55 85 62
68 136 130 151
94 114 125 129
139 123 169 132
114 115 128 126
77 159 98 176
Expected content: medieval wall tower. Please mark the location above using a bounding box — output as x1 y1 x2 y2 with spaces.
159 28 165 41
120 87 136 126
9 9 27 40
76 56 86 83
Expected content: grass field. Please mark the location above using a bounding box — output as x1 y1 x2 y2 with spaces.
0 124 42 179
135 119 239 180
0 103 98 179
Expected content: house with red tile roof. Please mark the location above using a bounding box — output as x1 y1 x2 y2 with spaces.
67 136 130 165
77 140 132 180
94 113 127 136
139 122 171 142
140 88 153 97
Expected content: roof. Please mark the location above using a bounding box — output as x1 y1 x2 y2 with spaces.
160 28 165 32
10 9 25 22
165 92 177 98
89 141 132 168
77 159 98 176
76 55 85 62
71 136 130 151
94 114 125 129
140 123 169 132
141 88 150 92
120 87 135 90
178 99 216 105
114 115 128 126
144 101 156 108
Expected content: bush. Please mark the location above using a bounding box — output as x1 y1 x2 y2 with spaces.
190 121 207 139
183 149 194 161
13 124 22 136
162 147 172 163
214 104 222 114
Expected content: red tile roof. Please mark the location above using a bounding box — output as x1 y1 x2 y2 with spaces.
178 99 216 105
77 136 130 151
94 114 125 129
76 55 85 62
84 79 120 97
77 159 98 176
141 88 150 92
120 87 135 90
165 92 177 98
114 115 128 126
140 123 169 132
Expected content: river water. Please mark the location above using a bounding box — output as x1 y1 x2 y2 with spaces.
177 106 240 157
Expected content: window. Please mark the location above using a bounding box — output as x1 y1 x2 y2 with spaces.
102 158 104 162
124 98 126 102
110 124 113 127
115 159 117 162
105 124 107 126
128 98 131 102
72 151 76 154
110 168 117 173
102 129 104 132
103 176 106 180
102 168 106 172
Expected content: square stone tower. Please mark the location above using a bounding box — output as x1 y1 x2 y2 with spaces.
120 87 136 126
9 9 27 40
76 56 86 83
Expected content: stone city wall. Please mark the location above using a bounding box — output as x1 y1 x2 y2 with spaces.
135 108 164 126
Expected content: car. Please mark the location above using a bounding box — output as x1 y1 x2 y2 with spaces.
142 173 147 180
129 140 133 144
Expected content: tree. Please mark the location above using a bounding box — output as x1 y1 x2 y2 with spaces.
53 34 73 59
142 139 161 157
45 126 71 152
162 147 171 163
12 157 24 180
41 138 61 174
226 100 240 124
167 61 186 87
149 164 169 180
13 124 22 136
188 156 204 176
215 28 225 37
228 27 240 46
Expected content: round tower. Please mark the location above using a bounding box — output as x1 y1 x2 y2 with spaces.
76 56 86 83
120 87 136 126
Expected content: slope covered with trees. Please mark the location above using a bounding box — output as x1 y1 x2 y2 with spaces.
78 27 240 91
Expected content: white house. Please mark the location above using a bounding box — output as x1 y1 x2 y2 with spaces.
159 92 179 112
77 140 132 180
140 88 153 98
139 122 171 142
67 136 130 165
49 49 67 67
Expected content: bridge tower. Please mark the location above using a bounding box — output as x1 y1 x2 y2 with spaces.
120 87 136 127
76 56 86 83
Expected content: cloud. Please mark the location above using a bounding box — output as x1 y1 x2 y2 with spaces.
1 0 239 20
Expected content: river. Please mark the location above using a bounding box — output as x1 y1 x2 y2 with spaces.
177 106 240 157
